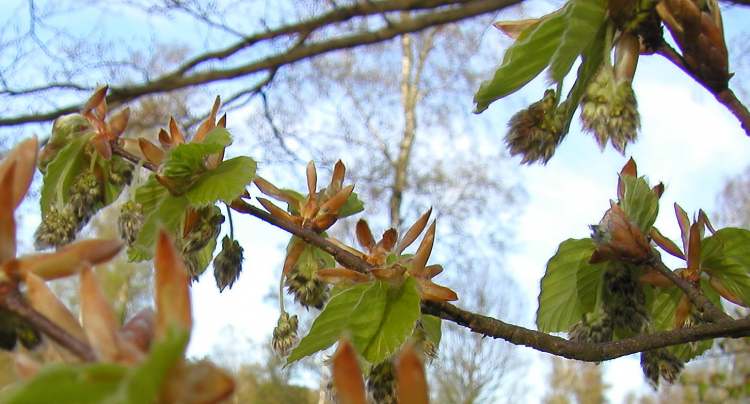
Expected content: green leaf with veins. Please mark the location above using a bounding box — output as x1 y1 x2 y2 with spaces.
360 277 421 363
548 0 607 83
338 192 365 218
474 6 567 113
287 282 375 363
39 133 92 215
537 238 607 332
159 128 232 192
702 228 750 306
186 156 256 206
287 279 420 364
647 280 720 361
128 175 189 261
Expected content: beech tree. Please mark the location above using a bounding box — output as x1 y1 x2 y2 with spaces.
0 0 749 403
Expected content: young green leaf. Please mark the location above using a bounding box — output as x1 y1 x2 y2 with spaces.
159 128 232 184
420 314 442 347
186 156 256 206
0 363 127 404
474 7 567 113
702 228 750 306
128 178 189 261
337 192 365 218
537 238 607 332
619 175 659 232
287 282 374 363
548 0 607 83
39 133 92 215
647 280 719 361
559 24 606 133
290 238 336 278
360 277 421 363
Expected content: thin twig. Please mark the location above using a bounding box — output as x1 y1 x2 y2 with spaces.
0 283 96 361
0 0 522 127
657 43 750 137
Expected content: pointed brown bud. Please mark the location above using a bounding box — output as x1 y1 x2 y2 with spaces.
306 161 318 198
319 184 354 215
80 266 122 361
169 116 185 145
356 220 376 251
258 197 297 224
375 229 398 254
108 107 130 137
617 158 637 200
283 239 306 276
154 230 192 339
332 340 367 404
493 18 540 39
650 227 685 260
411 221 436 276
82 86 108 114
138 138 165 166
397 208 432 254
396 344 429 404
328 160 346 195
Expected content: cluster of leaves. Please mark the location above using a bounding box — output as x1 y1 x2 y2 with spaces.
537 158 750 386
7 85 449 402
253 161 452 400
474 0 729 163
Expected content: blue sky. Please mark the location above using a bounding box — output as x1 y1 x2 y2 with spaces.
2 1 750 402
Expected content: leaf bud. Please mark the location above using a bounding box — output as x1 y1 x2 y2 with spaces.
590 202 651 264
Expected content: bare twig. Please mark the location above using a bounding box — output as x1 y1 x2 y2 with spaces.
422 301 749 362
0 283 96 361
657 43 750 137
0 0 522 127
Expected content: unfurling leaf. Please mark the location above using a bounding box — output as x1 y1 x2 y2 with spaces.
474 8 567 112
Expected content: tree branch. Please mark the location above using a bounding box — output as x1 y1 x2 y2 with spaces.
110 139 750 363
0 283 96 362
422 300 749 362
657 43 750 137
650 259 733 323
0 0 522 127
